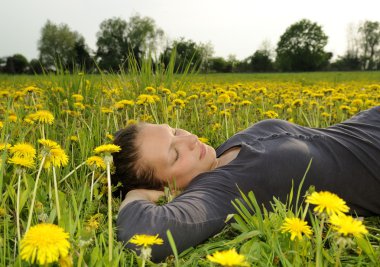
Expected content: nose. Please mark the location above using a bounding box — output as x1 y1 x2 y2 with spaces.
176 133 198 150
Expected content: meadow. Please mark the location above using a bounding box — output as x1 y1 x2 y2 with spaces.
0 70 380 266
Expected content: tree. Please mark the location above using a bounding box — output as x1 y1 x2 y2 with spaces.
248 50 274 72
73 36 93 71
358 20 380 70
160 38 207 73
96 17 129 71
29 59 44 74
96 15 164 71
38 20 87 71
126 15 164 63
4 54 29 74
275 19 332 71
209 57 230 72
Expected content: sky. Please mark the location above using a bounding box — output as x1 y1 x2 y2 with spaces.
1 0 380 61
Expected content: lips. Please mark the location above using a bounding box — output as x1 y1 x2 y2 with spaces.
199 142 206 159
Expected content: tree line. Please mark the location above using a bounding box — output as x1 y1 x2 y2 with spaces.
1 15 380 74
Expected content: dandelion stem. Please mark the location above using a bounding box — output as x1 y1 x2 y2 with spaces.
90 170 95 203
106 159 113 262
52 166 61 223
26 155 46 232
16 171 22 242
316 216 325 267
59 161 86 184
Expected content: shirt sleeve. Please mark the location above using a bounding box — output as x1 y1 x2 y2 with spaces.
116 173 239 262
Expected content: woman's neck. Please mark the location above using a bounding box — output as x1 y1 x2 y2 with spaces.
215 146 241 168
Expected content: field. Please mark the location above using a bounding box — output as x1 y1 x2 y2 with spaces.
1 71 380 266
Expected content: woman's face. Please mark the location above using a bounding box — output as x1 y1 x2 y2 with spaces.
136 123 218 188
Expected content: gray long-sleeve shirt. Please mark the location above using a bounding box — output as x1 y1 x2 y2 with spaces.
117 106 380 261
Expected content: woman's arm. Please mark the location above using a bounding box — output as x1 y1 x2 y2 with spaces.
118 189 164 212
116 174 239 262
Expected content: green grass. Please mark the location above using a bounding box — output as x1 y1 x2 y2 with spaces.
0 70 379 266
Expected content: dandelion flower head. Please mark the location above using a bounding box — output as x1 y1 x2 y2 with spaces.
29 110 54 125
129 234 164 247
86 156 106 170
207 248 249 267
329 213 368 238
38 139 60 150
94 144 121 155
20 223 70 265
8 156 35 169
306 191 349 216
42 147 69 168
281 217 313 240
10 143 36 158
0 143 11 151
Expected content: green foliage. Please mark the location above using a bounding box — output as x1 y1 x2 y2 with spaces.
276 19 332 71
0 71 379 266
96 15 164 72
358 20 380 70
160 38 206 73
38 20 89 71
96 17 129 71
3 54 29 74
247 50 274 72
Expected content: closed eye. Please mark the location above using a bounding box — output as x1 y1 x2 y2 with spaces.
172 128 179 161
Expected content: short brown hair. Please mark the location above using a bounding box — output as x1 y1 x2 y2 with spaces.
111 123 165 198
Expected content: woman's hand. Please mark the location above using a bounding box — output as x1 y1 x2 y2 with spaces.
118 189 165 212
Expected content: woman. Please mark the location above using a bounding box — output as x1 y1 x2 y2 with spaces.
112 106 380 262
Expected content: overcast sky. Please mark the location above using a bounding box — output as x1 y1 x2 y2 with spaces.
1 0 379 61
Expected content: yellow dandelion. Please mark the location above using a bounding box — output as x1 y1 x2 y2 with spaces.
161 88 171 95
220 110 231 117
176 90 187 98
306 191 349 216
69 136 78 142
101 107 113 114
172 98 185 109
118 99 135 106
187 94 199 100
58 254 73 267
281 217 313 240
239 100 252 106
30 110 54 125
86 214 103 231
38 139 60 150
94 144 121 155
73 102 85 110
8 156 35 169
8 114 18 122
145 86 156 93
329 213 368 238
264 110 279 119
20 223 70 265
0 207 6 217
43 148 69 168
136 94 155 105
207 248 249 267
198 137 209 144
129 234 164 247
0 121 3 129
71 94 84 102
217 93 231 104
10 143 36 158
127 119 137 125
86 156 106 170
292 99 304 108
0 143 11 151
339 105 351 112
